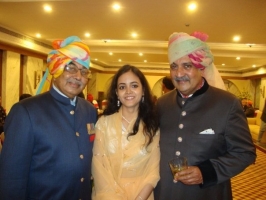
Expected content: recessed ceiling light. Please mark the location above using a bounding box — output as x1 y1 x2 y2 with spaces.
109 52 113 55
94 58 98 61
252 65 256 68
222 63 225 66
112 3 121 10
85 33 90 37
188 3 197 11
43 4 52 12
131 32 138 38
118 59 122 62
144 60 147 63
139 53 143 56
236 57 240 60
233 36 240 42
36 33 41 38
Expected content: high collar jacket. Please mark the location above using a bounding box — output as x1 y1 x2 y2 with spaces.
154 81 256 200
0 87 97 200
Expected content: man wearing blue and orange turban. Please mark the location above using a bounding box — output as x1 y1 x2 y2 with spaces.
155 32 256 200
0 36 98 200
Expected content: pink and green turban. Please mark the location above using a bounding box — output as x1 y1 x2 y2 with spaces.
36 36 90 94
168 32 213 70
168 31 225 90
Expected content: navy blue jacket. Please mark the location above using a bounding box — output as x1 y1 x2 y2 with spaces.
0 87 97 200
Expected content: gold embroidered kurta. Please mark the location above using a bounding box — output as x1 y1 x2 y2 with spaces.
92 109 160 200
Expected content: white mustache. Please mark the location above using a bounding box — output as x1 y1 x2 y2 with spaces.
67 79 83 86
174 76 190 81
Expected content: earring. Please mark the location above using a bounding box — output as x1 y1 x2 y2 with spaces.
117 99 120 107
142 96 144 103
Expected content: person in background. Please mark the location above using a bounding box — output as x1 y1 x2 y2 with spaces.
154 31 256 200
0 96 6 134
162 76 175 94
0 36 97 200
92 65 160 200
258 100 266 143
87 93 102 115
19 93 32 101
241 98 255 117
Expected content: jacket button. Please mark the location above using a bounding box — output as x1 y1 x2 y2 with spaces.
179 124 184 129
175 151 181 156
178 137 182 142
70 110 75 115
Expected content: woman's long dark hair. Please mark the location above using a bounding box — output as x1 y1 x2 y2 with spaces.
103 64 159 147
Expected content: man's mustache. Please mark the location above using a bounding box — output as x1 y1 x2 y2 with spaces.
174 76 190 81
68 79 83 86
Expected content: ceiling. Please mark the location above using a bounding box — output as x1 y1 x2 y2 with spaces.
0 0 266 75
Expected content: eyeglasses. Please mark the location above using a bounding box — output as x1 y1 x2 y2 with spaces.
64 63 91 78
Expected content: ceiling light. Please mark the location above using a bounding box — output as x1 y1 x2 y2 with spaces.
118 59 122 62
139 53 143 56
131 33 138 38
233 36 240 42
94 58 98 61
112 3 121 11
252 65 256 68
36 33 41 38
43 4 52 12
236 57 240 60
109 52 113 55
23 40 34 48
144 60 147 63
85 33 90 37
222 63 225 66
188 3 197 11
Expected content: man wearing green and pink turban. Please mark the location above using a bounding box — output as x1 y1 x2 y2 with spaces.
0 36 98 200
155 32 256 200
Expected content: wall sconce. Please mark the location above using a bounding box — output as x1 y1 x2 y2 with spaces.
260 86 265 98
34 70 42 89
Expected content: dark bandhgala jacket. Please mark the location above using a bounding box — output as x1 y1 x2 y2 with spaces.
154 81 256 200
0 87 97 200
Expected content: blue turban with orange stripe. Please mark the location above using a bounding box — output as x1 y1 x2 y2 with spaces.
36 36 90 94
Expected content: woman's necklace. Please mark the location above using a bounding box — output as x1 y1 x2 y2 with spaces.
122 115 133 124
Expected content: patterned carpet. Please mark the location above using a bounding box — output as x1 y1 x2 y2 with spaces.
231 145 266 200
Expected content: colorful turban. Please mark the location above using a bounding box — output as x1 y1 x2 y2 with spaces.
168 32 213 69
36 36 90 94
168 31 225 90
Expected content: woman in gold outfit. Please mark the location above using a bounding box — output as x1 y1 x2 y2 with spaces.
92 65 160 200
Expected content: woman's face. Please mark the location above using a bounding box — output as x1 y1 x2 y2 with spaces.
116 71 144 111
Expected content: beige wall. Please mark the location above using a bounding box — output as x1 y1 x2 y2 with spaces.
1 50 45 113
2 51 20 113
